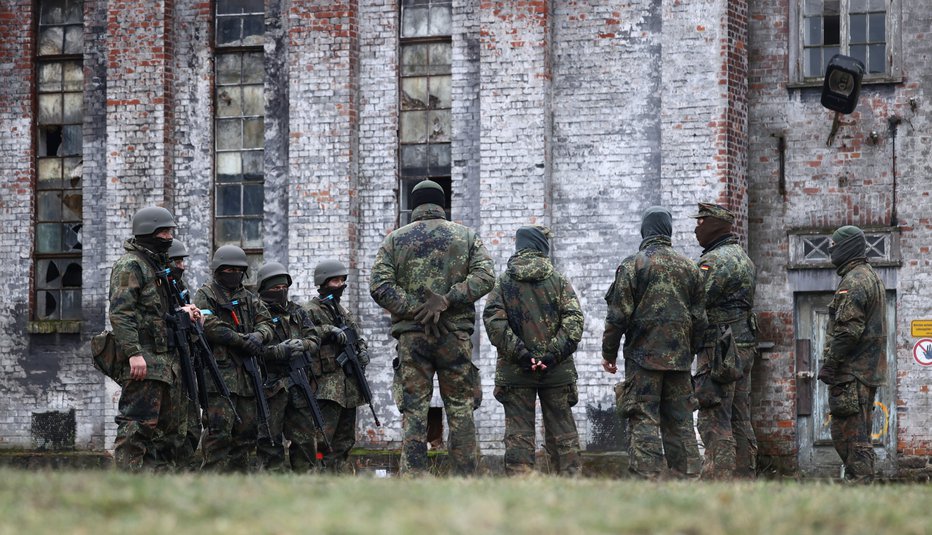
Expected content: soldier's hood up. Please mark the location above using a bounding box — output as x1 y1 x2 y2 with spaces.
506 249 553 282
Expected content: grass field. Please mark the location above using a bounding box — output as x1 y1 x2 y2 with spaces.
1 468 930 535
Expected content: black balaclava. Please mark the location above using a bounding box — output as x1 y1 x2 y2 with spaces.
319 281 347 303
695 217 733 248
410 180 445 209
216 269 245 290
259 274 290 308
640 206 673 239
830 225 867 269
136 232 173 255
515 226 550 254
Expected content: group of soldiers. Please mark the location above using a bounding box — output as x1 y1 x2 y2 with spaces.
105 179 886 482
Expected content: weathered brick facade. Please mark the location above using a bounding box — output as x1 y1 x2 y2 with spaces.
1 0 929 478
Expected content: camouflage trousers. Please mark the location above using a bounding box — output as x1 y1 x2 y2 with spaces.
316 399 358 474
256 384 319 472
395 331 480 476
494 383 581 476
171 397 203 472
114 378 186 472
831 381 877 482
619 359 700 479
696 345 758 479
199 393 258 472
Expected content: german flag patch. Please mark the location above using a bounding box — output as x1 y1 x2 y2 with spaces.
700 264 711 271
837 289 848 295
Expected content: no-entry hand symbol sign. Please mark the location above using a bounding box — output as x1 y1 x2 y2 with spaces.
914 339 932 366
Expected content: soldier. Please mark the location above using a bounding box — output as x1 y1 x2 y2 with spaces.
304 259 371 473
109 206 200 471
254 262 322 472
194 245 275 472
690 202 759 479
166 239 203 470
818 225 887 483
371 179 495 475
483 225 584 476
602 206 707 480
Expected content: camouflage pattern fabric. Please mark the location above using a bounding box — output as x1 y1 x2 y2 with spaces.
109 239 185 471
396 331 480 475
303 296 368 408
602 235 707 371
370 203 495 338
256 300 321 472
695 235 758 479
493 384 581 476
303 295 369 470
483 248 584 387
113 377 186 472
164 272 202 471
824 259 887 387
194 278 274 472
370 203 494 475
830 382 878 482
620 359 700 479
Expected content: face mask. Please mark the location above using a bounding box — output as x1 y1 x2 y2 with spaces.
260 288 288 308
217 270 245 290
694 218 732 248
137 236 173 255
169 266 185 281
319 283 347 302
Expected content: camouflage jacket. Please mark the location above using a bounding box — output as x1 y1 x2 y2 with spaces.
602 236 707 371
698 235 758 347
484 249 584 387
304 295 369 407
824 259 887 387
261 301 321 393
370 204 495 338
108 239 177 385
193 279 274 396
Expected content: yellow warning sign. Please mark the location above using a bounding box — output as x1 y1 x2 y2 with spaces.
913 320 932 338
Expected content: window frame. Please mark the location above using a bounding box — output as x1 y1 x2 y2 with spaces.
788 0 902 87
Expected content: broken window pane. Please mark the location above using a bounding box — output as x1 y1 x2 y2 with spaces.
428 110 451 142
64 222 81 251
64 25 83 55
62 191 82 220
400 111 428 144
62 261 82 287
429 75 451 109
36 290 58 320
242 118 264 149
401 78 429 110
37 259 62 289
216 119 242 150
37 191 62 222
38 94 63 125
242 85 264 116
242 151 263 180
218 185 242 216
215 219 241 245
217 151 242 182
217 54 241 85
61 125 82 155
243 219 262 248
37 223 62 253
38 128 62 158
243 184 263 216
64 157 82 186
216 87 243 117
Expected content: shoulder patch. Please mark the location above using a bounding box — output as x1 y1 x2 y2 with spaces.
837 289 849 295
699 264 711 271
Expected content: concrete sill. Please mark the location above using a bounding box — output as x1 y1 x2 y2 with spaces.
27 320 82 334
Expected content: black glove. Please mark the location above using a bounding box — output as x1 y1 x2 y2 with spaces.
818 360 836 385
517 347 534 371
357 348 370 368
281 339 305 359
536 353 557 371
327 326 348 346
241 332 263 354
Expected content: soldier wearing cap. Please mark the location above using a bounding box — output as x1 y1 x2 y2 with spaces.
817 225 886 482
371 180 495 475
109 207 200 471
691 202 759 479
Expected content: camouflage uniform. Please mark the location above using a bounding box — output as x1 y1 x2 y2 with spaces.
484 244 584 476
193 279 275 472
304 295 370 473
822 257 886 482
371 200 495 475
693 228 759 479
256 301 321 472
602 210 707 480
109 239 187 471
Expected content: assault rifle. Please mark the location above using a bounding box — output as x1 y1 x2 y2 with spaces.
159 269 240 423
321 293 380 427
228 299 275 442
287 349 331 452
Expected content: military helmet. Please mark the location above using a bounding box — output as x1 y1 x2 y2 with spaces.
257 261 292 292
410 179 445 209
167 239 189 260
210 244 249 272
314 259 348 286
132 206 176 236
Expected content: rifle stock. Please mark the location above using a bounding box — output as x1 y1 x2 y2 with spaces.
338 326 381 427
290 351 331 452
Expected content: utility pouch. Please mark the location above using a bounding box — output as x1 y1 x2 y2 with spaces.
710 325 743 383
829 380 860 418
90 330 123 380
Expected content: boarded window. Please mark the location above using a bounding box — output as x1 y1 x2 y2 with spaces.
34 0 83 322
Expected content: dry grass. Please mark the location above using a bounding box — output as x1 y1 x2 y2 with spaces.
0 468 929 535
